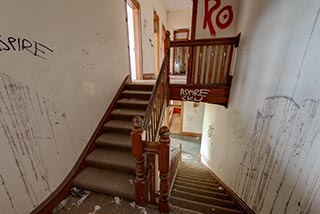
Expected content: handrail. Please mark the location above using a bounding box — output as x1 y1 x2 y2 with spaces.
170 33 240 48
143 52 169 135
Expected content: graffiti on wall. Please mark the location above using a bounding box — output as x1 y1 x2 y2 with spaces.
180 88 210 102
0 34 53 60
203 0 234 36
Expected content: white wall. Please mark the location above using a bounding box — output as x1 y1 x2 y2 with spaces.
138 0 167 74
182 102 205 134
167 9 192 31
195 0 239 38
0 0 130 213
201 0 320 213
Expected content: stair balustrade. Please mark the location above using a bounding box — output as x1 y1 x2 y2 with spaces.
169 33 240 85
131 46 172 212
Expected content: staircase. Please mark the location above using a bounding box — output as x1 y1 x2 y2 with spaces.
171 162 245 214
73 82 154 200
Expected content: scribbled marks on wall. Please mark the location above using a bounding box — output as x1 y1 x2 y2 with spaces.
0 175 15 211
0 72 57 206
203 0 234 36
208 123 215 146
235 96 320 213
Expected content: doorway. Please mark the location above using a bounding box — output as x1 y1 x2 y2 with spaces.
153 11 160 75
126 0 142 80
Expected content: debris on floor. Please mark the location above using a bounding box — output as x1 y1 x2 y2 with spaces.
130 201 136 208
51 196 71 214
88 205 101 214
76 190 91 206
113 196 121 205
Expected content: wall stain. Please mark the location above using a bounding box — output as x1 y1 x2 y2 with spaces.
0 174 16 212
235 96 320 213
0 72 56 207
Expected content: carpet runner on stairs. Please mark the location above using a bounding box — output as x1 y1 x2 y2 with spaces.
171 162 245 214
73 82 153 201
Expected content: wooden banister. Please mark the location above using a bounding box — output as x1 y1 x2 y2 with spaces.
158 126 170 213
131 40 171 212
131 116 147 206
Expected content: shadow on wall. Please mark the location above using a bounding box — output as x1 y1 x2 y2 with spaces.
235 96 320 213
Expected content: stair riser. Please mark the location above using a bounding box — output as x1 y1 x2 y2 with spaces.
175 177 219 187
103 127 131 135
174 180 222 192
177 172 213 180
176 174 217 183
172 190 235 209
116 102 148 110
95 141 131 150
173 185 229 200
171 197 244 214
178 170 211 176
125 84 154 91
85 159 135 174
110 113 144 121
122 93 151 100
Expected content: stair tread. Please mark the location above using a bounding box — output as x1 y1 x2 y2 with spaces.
172 189 235 208
104 120 132 130
96 133 131 149
111 108 145 116
73 167 135 200
171 196 244 214
173 184 228 197
86 148 135 173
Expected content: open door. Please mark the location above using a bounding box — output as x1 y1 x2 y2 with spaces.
126 0 142 80
153 11 160 75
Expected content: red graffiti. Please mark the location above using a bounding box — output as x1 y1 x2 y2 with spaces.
203 0 234 36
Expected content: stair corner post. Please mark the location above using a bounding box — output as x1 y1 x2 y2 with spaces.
131 116 147 207
158 126 170 213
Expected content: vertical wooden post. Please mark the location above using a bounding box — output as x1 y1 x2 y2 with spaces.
164 31 171 105
158 126 170 213
131 116 147 206
148 154 156 204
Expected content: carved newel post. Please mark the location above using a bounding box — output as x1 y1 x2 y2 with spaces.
131 116 147 206
158 126 170 213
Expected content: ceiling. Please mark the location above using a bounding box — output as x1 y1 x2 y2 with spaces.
162 0 193 11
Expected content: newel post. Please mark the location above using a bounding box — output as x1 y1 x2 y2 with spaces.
131 116 147 206
158 126 170 213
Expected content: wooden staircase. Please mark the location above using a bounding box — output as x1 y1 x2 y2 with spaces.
171 162 245 214
73 82 153 200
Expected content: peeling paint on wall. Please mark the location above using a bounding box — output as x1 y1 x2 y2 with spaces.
235 96 320 213
0 72 57 207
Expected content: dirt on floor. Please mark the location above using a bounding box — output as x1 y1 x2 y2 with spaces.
54 192 200 214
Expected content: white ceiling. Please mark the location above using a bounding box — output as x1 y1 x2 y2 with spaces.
162 0 193 11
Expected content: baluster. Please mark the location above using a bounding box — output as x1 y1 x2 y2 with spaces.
131 116 147 206
158 126 170 213
148 154 156 204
